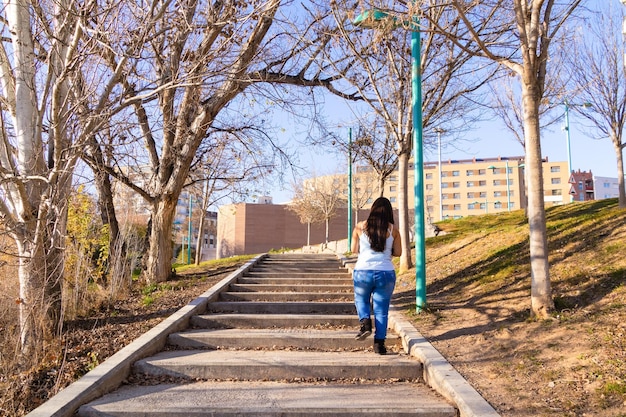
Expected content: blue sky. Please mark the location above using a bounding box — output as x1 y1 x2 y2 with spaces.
267 97 618 204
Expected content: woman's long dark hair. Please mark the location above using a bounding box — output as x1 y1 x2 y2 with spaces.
365 197 395 252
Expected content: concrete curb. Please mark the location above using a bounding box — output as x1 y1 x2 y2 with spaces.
26 255 264 417
389 308 501 417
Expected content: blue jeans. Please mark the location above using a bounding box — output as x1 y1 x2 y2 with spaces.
353 269 396 340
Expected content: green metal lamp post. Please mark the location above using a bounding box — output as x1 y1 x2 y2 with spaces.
348 127 353 251
354 7 426 311
562 100 592 203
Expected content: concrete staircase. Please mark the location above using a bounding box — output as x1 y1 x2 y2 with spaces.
76 253 457 416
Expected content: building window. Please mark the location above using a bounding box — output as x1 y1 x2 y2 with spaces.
426 195 433 201
479 192 487 198
466 170 474 176
494 191 502 197
389 186 397 192
478 169 486 175
550 166 560 173
426 184 433 190
442 194 448 200
467 181 475 187
551 189 562 196
493 179 502 186
453 193 461 199
390 196 396 203
467 192 476 198
468 202 478 209
452 170 460 177
551 178 561 184
425 173 433 179
441 171 448 177
441 183 448 189
389 176 397 182
479 180 487 186
453 182 460 188
578 181 583 190
453 204 461 211
604 182 611 188
494 201 503 209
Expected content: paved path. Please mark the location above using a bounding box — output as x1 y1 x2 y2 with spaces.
27 253 499 417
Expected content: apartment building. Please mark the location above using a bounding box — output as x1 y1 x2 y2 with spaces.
593 176 620 200
345 156 572 220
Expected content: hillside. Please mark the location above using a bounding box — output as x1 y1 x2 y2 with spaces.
395 199 626 417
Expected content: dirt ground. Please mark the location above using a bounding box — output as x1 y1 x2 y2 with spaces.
394 203 626 417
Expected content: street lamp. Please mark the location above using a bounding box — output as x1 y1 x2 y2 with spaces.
562 100 592 202
354 7 426 311
487 160 511 211
434 128 445 221
188 194 193 264
348 127 353 251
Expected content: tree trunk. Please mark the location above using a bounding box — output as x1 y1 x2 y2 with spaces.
614 140 626 208
16 187 70 361
397 150 413 272
307 222 311 246
522 82 554 318
16 236 45 362
145 199 177 283
325 218 329 243
93 155 125 285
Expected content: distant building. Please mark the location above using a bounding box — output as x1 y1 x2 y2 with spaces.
593 176 620 200
568 170 594 202
341 156 571 220
216 203 368 258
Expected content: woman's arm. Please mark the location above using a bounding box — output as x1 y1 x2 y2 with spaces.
351 223 361 254
391 227 402 257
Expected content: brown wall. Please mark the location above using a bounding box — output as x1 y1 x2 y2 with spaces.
217 203 371 258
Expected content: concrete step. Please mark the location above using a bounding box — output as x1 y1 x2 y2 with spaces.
191 313 358 329
249 265 346 274
218 291 353 302
167 328 400 350
238 276 352 284
78 381 456 416
228 283 352 292
246 268 351 275
244 270 352 279
206 301 356 314
133 350 422 381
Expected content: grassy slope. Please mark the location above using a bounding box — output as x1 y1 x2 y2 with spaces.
395 198 626 416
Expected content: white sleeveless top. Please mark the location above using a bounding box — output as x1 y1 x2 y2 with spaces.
354 227 395 271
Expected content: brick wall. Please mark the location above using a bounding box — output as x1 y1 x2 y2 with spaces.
217 203 372 258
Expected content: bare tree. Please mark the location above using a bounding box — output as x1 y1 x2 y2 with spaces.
439 0 584 318
81 1 363 284
0 0 141 358
288 183 326 246
190 135 272 264
296 175 347 244
326 1 492 272
564 2 626 207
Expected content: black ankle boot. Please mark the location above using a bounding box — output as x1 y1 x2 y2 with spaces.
355 318 372 340
374 338 386 355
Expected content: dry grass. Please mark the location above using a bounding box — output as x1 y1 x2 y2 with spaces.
395 199 626 417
